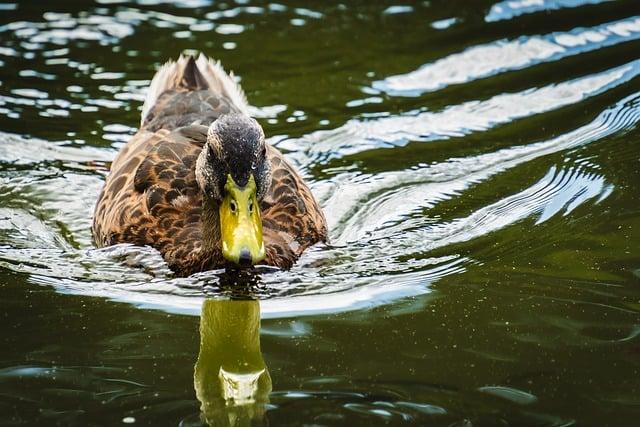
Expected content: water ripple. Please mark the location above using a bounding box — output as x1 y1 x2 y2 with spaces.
285 59 640 164
320 92 640 243
486 0 613 23
0 1 638 321
1 92 636 318
374 16 640 96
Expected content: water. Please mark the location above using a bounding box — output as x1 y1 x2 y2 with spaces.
1 0 639 425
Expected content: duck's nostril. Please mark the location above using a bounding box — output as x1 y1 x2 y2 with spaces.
238 248 252 266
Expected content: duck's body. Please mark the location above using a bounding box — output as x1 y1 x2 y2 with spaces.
92 54 327 275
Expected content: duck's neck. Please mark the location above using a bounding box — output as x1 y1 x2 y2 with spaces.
201 195 222 256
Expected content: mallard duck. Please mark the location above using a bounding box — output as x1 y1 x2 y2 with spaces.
92 54 327 275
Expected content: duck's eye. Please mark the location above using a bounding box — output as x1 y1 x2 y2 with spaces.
230 200 237 213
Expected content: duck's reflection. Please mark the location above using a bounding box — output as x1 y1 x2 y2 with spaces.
194 298 271 426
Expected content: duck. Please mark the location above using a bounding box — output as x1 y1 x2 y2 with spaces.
92 54 327 276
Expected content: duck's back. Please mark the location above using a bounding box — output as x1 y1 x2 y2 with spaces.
92 55 327 275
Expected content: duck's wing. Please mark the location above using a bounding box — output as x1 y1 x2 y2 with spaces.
92 125 211 273
261 145 328 268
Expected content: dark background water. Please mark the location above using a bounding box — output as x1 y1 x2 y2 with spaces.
1 0 639 425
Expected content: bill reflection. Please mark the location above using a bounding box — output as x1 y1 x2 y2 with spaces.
194 298 271 426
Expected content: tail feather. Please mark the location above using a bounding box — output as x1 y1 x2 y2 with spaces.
180 55 209 90
141 53 249 125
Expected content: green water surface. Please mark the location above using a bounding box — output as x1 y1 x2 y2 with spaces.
1 0 639 425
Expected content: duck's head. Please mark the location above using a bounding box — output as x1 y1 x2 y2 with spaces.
196 114 271 267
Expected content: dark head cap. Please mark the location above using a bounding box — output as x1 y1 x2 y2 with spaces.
196 114 271 201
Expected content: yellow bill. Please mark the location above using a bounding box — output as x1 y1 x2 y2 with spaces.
219 174 265 266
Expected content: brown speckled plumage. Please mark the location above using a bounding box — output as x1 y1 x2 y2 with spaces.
92 54 327 275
